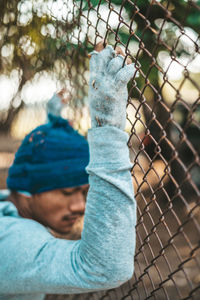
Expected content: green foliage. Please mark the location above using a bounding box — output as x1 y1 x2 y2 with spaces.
187 11 200 27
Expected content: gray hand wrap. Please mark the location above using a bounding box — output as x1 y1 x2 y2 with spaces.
89 45 137 130
47 93 63 118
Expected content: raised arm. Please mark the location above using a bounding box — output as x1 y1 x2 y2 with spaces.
77 43 137 287
0 43 137 295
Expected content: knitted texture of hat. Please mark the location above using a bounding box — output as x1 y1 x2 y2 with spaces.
7 115 89 194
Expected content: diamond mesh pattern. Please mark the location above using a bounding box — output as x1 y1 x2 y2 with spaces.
0 0 200 299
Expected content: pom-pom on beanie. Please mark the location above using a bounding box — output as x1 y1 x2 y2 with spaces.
7 115 89 194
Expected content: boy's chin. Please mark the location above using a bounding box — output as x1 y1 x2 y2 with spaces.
50 216 84 240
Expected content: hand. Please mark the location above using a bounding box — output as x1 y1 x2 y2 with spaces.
47 88 70 118
57 88 71 104
89 41 137 130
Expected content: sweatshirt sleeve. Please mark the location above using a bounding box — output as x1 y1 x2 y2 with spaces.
0 126 136 295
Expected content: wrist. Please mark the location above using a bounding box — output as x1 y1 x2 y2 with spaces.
87 126 131 166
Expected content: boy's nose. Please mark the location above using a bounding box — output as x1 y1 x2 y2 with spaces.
69 194 85 213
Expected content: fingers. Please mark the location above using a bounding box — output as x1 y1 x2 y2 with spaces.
115 63 137 86
89 44 115 74
89 51 100 74
89 41 133 76
126 56 132 65
94 40 106 52
115 46 124 56
98 45 115 64
115 46 132 65
89 41 107 73
107 55 125 75
106 45 132 75
56 89 71 104
88 41 106 58
57 88 67 98
88 40 107 56
61 95 71 104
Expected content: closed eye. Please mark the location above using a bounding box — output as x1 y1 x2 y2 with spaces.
61 191 75 196
61 187 88 196
61 188 80 196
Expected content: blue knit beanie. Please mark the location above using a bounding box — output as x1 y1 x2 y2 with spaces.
7 115 89 194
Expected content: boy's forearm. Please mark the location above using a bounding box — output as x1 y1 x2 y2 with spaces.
78 126 136 288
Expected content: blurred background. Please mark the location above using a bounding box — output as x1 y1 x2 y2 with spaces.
0 0 200 299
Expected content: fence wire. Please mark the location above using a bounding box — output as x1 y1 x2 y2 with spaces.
0 0 200 299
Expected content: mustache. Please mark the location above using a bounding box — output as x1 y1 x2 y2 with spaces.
62 213 84 221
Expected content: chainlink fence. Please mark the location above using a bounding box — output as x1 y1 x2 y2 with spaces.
0 0 200 299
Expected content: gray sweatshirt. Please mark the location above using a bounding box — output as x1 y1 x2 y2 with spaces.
0 126 136 300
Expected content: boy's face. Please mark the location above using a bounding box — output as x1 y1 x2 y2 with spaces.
29 185 89 234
